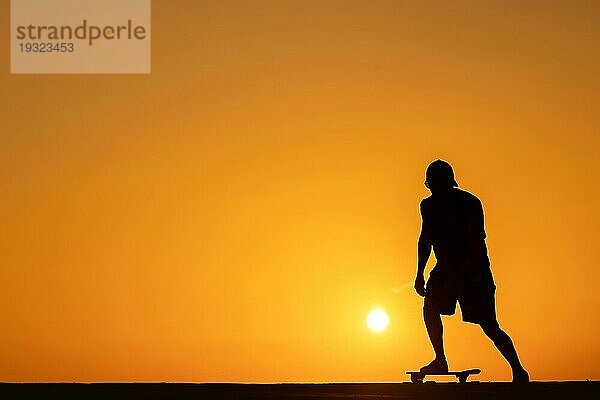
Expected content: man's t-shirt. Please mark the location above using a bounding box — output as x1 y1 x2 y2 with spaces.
420 188 493 282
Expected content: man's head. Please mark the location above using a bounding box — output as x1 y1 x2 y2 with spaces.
425 160 458 194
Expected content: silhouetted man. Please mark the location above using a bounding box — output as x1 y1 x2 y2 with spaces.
415 160 529 382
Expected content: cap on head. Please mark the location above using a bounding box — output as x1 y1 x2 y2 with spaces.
426 159 458 188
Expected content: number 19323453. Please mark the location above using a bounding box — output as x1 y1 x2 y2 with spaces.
19 42 74 53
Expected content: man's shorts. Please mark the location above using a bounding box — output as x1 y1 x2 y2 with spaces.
424 269 497 324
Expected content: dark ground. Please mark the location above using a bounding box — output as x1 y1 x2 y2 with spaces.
1 382 598 400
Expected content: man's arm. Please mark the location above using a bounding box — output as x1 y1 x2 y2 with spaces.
417 232 432 276
462 198 486 274
415 202 432 296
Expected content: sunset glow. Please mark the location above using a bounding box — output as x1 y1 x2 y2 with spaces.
1 0 599 384
367 309 389 333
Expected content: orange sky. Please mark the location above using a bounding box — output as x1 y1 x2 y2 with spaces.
1 0 599 382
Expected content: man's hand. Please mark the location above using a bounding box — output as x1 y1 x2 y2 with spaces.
414 273 426 297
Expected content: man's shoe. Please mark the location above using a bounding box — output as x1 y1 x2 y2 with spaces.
512 368 530 383
419 358 449 374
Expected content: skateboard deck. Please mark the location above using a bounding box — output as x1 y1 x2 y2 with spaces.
406 368 481 383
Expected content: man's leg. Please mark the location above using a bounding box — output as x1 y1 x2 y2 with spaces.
420 271 451 372
424 307 445 360
480 319 529 382
420 306 449 372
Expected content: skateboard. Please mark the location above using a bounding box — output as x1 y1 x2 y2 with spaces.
406 368 481 383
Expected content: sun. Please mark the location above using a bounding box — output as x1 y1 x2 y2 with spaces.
366 309 389 333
